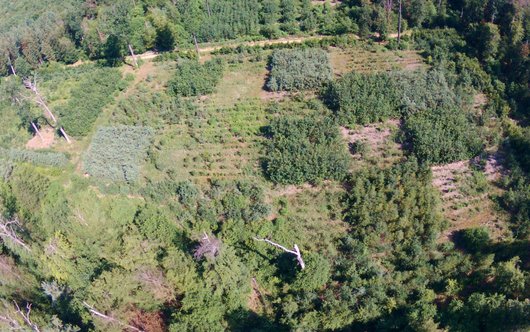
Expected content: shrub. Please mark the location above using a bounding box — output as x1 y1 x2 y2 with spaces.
167 58 224 97
58 67 123 136
266 48 333 92
344 159 444 251
402 107 483 164
322 71 401 125
456 228 490 253
0 147 68 168
264 115 349 184
83 126 153 182
323 69 460 126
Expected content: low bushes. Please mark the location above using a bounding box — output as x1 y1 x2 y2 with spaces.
322 71 400 125
323 69 460 126
402 107 483 164
58 68 123 136
167 58 225 97
263 115 349 185
266 48 333 92
0 147 68 168
83 126 153 182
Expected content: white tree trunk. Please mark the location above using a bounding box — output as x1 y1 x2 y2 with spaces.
398 0 402 44
193 34 200 60
253 237 305 269
0 216 30 251
128 43 138 68
83 302 144 332
30 122 44 142
6 55 16 76
59 127 72 144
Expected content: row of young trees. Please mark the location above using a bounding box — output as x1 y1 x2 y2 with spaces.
0 0 343 75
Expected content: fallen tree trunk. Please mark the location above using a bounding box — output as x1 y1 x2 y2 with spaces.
253 237 305 269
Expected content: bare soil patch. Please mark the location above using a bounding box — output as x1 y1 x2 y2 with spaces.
432 160 507 242
341 119 402 168
25 126 55 149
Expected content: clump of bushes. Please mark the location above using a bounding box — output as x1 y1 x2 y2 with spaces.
344 159 444 251
0 147 68 168
264 116 349 185
323 71 401 125
167 58 225 97
58 68 123 137
402 107 483 164
456 227 490 253
266 48 333 92
323 69 460 127
83 126 153 182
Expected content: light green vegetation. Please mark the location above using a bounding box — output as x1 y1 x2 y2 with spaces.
0 1 529 330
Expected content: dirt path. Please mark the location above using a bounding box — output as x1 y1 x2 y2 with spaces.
133 35 335 62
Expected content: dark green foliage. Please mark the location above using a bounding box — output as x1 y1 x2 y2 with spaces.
196 0 261 41
446 293 530 332
58 68 123 136
402 107 483 164
0 147 68 168
292 253 330 291
167 59 224 97
134 204 181 246
9 165 50 217
500 128 530 239
266 48 333 91
323 69 461 127
344 159 444 251
83 126 153 182
323 71 400 125
264 115 349 184
456 227 491 253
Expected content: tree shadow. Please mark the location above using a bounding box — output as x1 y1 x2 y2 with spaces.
226 308 287 332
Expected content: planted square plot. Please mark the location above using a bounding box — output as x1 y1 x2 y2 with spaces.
83 126 153 182
266 48 333 92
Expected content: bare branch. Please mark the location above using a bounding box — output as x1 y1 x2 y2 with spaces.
193 233 221 260
22 77 71 144
253 237 305 269
0 216 30 251
23 78 57 124
82 302 144 332
13 302 40 332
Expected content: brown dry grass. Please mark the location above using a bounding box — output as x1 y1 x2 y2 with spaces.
340 119 403 170
25 126 55 149
432 160 508 242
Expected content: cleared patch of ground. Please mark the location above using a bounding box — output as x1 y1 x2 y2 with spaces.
340 119 403 169
329 46 425 76
25 126 55 149
432 160 508 242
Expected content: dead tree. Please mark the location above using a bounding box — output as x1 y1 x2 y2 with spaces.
6 55 16 76
253 237 305 269
205 0 212 17
193 34 200 60
193 232 221 260
0 302 40 332
30 122 44 142
23 78 57 124
128 43 138 68
0 216 30 251
23 77 71 143
14 303 40 332
397 0 402 44
384 0 393 26
83 302 144 332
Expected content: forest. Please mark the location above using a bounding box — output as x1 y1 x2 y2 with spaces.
0 0 529 331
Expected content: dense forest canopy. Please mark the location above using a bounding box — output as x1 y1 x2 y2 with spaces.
0 0 529 331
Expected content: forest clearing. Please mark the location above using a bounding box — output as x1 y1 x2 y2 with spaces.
0 1 528 331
